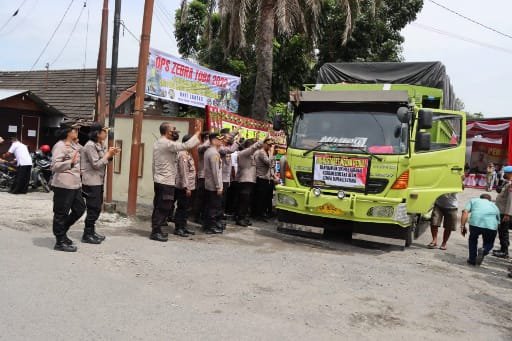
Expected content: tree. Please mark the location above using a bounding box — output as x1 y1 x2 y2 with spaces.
317 0 423 65
219 0 323 120
174 0 425 120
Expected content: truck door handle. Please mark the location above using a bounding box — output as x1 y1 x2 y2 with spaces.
451 167 463 171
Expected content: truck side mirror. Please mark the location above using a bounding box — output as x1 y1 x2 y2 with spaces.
418 109 433 129
273 114 283 131
416 132 431 151
396 107 411 123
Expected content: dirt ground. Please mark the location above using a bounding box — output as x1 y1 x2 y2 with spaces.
0 188 511 340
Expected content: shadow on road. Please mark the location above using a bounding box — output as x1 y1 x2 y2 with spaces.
254 224 404 255
32 237 55 250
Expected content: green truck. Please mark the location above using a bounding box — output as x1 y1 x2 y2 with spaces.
273 62 465 246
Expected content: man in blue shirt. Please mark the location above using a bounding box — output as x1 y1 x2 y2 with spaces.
461 193 500 266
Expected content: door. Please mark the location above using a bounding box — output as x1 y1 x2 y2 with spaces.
407 110 465 213
21 115 40 152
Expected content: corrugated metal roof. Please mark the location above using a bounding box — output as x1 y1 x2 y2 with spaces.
0 89 28 101
0 68 138 122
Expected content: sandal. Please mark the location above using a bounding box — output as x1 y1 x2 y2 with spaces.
427 242 437 249
439 245 447 251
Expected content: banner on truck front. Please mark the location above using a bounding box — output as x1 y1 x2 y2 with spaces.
145 48 241 112
313 154 369 189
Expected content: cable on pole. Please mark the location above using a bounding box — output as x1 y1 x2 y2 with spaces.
50 1 87 67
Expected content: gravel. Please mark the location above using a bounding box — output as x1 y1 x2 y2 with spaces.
0 188 511 340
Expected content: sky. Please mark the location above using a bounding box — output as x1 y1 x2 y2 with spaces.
0 0 511 117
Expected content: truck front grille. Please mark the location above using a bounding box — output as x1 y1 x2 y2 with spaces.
295 171 389 194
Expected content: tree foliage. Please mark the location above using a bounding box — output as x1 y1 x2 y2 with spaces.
174 0 424 120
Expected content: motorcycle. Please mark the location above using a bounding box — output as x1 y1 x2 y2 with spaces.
0 161 16 192
30 151 52 193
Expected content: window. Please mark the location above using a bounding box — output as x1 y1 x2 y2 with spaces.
419 113 462 151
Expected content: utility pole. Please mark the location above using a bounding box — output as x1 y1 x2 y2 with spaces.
95 0 109 125
126 0 154 216
105 0 122 206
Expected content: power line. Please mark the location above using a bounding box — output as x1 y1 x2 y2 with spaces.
120 20 140 43
156 0 173 23
0 0 39 36
428 0 512 40
412 23 512 55
154 4 175 42
25 0 76 73
0 0 29 33
50 1 87 67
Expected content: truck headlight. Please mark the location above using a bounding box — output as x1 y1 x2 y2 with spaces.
337 190 346 199
367 206 394 217
313 188 322 197
277 193 298 207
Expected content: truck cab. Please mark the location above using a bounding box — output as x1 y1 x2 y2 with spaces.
275 83 465 246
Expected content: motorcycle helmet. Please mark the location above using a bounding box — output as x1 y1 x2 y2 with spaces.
40 145 51 154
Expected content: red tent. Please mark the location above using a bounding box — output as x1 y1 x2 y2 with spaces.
467 118 512 164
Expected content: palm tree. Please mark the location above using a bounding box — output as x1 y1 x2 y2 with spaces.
220 0 376 120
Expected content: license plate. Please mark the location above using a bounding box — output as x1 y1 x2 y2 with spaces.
316 203 343 215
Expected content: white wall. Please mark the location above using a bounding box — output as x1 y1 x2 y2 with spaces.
112 116 192 207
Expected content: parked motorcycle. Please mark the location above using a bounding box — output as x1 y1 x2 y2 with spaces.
0 161 16 192
30 151 52 193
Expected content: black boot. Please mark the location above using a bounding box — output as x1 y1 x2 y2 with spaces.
174 228 189 238
93 232 106 242
150 228 168 242
183 227 195 235
82 234 102 244
91 226 106 242
54 237 77 252
63 235 74 246
493 250 509 258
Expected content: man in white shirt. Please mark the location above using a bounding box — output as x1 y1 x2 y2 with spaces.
2 135 32 194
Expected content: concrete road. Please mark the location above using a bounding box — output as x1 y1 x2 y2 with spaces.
0 189 511 340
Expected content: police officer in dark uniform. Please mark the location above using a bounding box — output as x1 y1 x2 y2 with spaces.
203 133 224 234
253 138 275 221
150 121 201 242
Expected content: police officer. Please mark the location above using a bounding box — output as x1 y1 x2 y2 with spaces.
219 128 240 221
80 123 118 244
51 124 86 252
150 121 201 242
203 133 225 234
253 138 275 221
235 138 263 226
174 134 197 237
494 165 512 258
193 132 210 224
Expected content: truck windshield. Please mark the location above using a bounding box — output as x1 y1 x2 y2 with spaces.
291 111 408 155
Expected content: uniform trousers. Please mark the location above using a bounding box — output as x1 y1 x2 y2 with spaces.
237 182 254 220
52 187 86 241
175 188 193 229
204 190 222 228
498 214 510 253
151 183 175 231
254 177 274 217
82 185 103 234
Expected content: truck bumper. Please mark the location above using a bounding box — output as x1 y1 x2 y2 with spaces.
276 186 413 239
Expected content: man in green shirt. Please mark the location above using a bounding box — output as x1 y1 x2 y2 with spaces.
461 193 500 266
